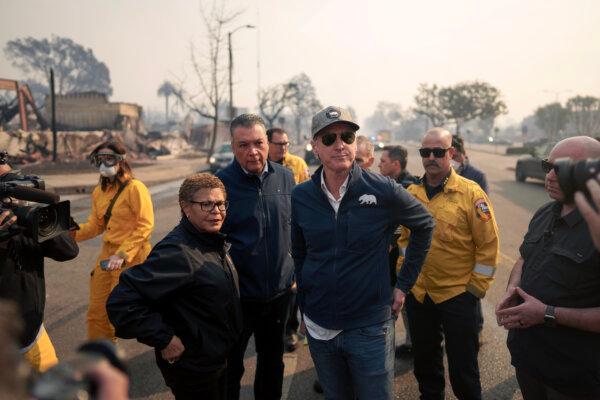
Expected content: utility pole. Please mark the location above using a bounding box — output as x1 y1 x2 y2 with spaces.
228 24 255 121
50 68 57 162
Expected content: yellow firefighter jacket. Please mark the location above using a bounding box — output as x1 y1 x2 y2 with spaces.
397 169 499 303
282 153 310 184
75 178 154 264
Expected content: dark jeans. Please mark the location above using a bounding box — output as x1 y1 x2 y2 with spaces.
161 366 226 400
227 291 292 400
516 368 598 400
406 292 481 400
307 318 395 400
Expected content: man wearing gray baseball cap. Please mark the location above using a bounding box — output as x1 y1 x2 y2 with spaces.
291 106 434 399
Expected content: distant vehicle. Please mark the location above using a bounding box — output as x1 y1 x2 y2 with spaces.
373 130 392 151
209 143 234 173
304 142 320 165
515 142 554 182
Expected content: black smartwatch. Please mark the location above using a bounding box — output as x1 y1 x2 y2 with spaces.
544 305 556 327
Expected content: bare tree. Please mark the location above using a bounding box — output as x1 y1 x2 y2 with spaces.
287 73 322 143
258 82 296 128
413 83 445 129
173 2 242 161
566 95 600 136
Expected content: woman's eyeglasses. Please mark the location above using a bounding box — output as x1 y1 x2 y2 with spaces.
190 200 229 212
90 152 123 167
418 148 449 158
320 131 356 146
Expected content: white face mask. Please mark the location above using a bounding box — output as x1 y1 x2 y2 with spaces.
450 159 462 171
99 163 118 177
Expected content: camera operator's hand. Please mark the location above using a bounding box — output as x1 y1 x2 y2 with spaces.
83 360 129 400
106 254 125 271
575 174 600 251
0 210 16 231
161 335 185 364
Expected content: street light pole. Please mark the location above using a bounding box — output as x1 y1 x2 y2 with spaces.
228 24 255 122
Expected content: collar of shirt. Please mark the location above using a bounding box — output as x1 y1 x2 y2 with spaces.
320 169 349 213
241 161 269 180
552 201 583 228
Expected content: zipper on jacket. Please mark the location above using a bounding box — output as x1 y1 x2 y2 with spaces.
257 182 271 299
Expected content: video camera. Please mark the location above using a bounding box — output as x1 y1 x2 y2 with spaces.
555 158 600 203
0 150 71 242
30 340 128 400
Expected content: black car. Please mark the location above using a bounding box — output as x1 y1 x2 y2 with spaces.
515 142 554 182
304 143 320 166
209 143 234 173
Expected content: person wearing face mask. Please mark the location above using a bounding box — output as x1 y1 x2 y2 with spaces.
74 141 154 342
451 135 488 194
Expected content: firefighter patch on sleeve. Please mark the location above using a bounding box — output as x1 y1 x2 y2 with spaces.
474 198 492 222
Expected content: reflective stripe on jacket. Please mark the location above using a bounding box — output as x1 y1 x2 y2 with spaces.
397 169 499 303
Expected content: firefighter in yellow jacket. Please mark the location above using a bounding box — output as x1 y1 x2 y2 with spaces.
75 141 154 341
267 127 310 184
396 128 499 400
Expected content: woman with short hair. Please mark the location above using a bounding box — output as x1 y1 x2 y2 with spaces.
107 173 242 400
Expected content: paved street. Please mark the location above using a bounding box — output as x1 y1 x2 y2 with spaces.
43 144 550 399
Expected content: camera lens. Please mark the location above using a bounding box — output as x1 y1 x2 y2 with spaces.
556 158 600 202
37 205 59 239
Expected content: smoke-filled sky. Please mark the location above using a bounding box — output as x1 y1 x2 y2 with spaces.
1 0 599 129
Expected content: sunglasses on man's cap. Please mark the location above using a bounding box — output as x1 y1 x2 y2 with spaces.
319 131 356 146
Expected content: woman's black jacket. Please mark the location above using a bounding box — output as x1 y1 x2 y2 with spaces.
107 217 242 373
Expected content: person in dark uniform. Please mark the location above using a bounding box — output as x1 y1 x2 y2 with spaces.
379 145 420 357
496 136 600 399
107 173 242 400
451 135 488 193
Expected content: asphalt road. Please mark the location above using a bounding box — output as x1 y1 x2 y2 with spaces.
43 145 550 399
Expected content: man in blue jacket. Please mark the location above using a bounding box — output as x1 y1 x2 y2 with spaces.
291 106 434 400
217 114 295 400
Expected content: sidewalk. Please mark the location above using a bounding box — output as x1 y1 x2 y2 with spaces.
44 155 208 195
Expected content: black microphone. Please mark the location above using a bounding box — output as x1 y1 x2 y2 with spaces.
1 184 60 204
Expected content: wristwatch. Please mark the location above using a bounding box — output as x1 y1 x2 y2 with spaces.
544 305 556 327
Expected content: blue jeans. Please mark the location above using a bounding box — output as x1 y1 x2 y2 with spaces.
306 318 395 400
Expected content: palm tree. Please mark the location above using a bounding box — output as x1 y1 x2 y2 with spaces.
157 81 176 124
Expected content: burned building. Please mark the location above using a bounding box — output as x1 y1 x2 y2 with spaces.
44 92 143 132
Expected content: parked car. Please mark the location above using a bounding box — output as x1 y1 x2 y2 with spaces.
515 142 553 182
209 143 234 173
304 142 320 166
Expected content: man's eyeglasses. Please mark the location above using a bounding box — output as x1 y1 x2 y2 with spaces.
541 159 557 174
189 200 229 212
320 131 356 146
270 141 289 147
419 147 450 158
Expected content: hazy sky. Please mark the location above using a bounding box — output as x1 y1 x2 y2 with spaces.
2 0 599 129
